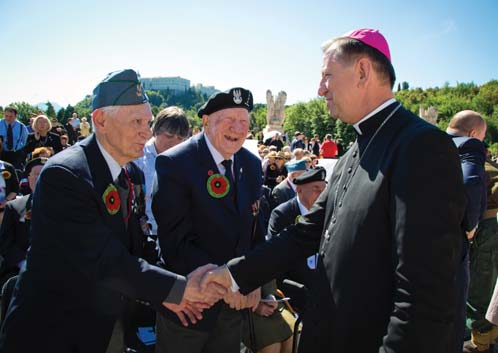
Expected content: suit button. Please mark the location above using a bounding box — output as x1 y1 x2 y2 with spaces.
325 233 330 241
338 201 342 207
332 217 336 224
343 185 347 191
347 167 352 173
353 151 358 157
320 250 325 256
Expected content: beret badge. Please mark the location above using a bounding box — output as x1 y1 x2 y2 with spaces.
233 89 243 104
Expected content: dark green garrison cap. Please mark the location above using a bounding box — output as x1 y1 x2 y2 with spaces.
92 69 148 110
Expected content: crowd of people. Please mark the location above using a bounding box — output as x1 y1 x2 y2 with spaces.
0 27 497 353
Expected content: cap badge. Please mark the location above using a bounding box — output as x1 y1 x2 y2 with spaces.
233 89 242 104
136 84 143 97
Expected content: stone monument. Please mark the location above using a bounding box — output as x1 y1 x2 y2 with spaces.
419 106 438 126
264 90 287 134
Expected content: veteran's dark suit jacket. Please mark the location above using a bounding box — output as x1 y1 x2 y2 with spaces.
0 195 31 275
152 132 262 331
228 102 466 353
0 135 184 353
451 136 486 231
271 179 295 209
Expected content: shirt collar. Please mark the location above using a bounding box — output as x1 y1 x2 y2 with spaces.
353 98 397 135
296 195 310 215
204 133 234 171
144 138 158 156
96 137 123 181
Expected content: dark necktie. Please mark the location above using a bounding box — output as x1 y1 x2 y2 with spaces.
7 124 13 151
116 168 132 223
221 159 236 202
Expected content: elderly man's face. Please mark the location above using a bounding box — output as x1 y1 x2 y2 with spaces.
318 48 360 124
203 108 249 159
98 103 152 166
297 180 327 208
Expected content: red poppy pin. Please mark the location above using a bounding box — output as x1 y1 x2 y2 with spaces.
1 170 11 180
25 210 32 221
207 173 230 198
102 184 120 215
207 169 214 176
269 165 276 171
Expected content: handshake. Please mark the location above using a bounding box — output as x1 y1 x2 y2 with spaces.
162 264 260 327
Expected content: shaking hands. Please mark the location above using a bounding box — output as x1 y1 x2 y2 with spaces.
163 264 260 327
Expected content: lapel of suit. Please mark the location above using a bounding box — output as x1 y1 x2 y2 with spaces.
83 135 127 238
234 152 249 216
196 133 238 216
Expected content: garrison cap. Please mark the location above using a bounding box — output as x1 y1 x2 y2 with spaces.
25 157 48 175
92 69 148 111
293 167 327 185
197 87 253 118
285 159 307 172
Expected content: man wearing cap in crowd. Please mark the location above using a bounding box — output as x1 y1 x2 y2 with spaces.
0 69 225 353
270 159 306 210
152 87 263 353
201 28 466 353
267 167 327 300
290 131 305 152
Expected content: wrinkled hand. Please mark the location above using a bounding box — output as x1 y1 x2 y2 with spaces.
223 287 261 312
199 264 232 291
255 295 278 317
184 264 227 305
163 301 209 327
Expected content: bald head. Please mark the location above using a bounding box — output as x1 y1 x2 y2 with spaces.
447 110 487 141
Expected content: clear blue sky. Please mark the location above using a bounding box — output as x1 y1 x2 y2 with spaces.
1 0 496 108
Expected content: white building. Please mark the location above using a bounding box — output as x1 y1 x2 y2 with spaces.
141 76 190 94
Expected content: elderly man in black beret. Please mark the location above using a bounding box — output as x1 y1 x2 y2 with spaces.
152 87 263 353
0 69 225 353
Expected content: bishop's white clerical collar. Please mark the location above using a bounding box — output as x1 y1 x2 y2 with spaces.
353 98 397 135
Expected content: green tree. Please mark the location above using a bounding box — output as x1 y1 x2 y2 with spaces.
63 105 75 124
56 107 66 122
146 90 164 108
333 120 356 147
250 104 267 132
45 101 56 119
74 95 92 121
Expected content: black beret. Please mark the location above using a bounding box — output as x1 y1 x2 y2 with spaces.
197 87 253 118
293 167 327 185
25 157 48 175
92 69 148 110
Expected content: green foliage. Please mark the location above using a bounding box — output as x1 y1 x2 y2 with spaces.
63 105 75 124
146 90 164 107
45 101 56 119
74 95 92 122
333 120 356 145
250 104 267 132
56 107 65 122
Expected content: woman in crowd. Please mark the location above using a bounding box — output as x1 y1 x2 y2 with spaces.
79 117 91 137
24 115 62 157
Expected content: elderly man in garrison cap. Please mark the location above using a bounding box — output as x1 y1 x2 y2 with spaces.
201 29 466 353
0 69 225 353
152 87 263 353
270 158 307 210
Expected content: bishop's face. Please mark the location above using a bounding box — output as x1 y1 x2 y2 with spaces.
318 47 361 124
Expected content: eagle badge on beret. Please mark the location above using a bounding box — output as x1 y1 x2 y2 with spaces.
233 89 242 104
